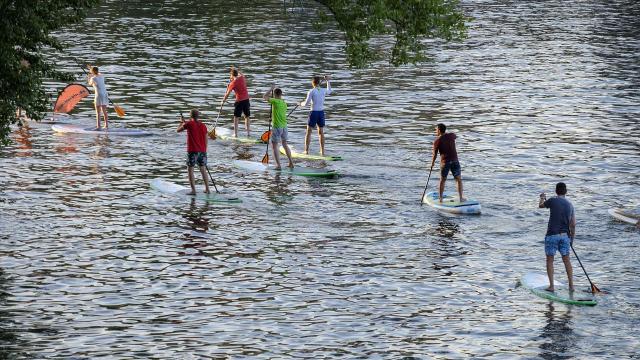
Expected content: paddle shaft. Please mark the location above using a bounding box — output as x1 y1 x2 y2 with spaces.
261 88 274 164
420 162 435 206
570 244 601 293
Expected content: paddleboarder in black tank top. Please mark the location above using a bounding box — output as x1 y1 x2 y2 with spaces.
431 123 465 203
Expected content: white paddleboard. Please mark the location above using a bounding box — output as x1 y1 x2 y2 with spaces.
521 272 597 306
52 123 152 136
422 191 481 214
150 178 241 203
608 208 639 225
213 127 263 144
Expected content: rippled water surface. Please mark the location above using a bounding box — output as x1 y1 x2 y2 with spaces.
1 0 639 358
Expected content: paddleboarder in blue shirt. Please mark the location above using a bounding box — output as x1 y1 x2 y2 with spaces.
538 182 575 292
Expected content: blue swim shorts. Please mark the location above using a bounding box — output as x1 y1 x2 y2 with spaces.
308 111 325 128
544 233 570 256
440 160 461 179
187 152 207 167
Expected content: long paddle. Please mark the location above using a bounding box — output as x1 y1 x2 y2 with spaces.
208 103 224 140
76 60 126 117
570 243 603 294
420 161 435 206
261 88 275 164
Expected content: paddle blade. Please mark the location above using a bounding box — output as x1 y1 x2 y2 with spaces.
591 283 603 294
208 128 217 140
113 104 126 118
261 153 269 164
260 130 271 144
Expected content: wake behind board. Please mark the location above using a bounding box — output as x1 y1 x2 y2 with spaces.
521 272 597 306
213 127 264 144
233 160 338 178
52 124 152 136
423 191 481 214
279 146 343 161
150 178 242 203
608 208 639 225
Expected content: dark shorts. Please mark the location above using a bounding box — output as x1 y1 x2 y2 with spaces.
187 152 207 167
234 99 251 118
307 111 325 128
440 160 461 179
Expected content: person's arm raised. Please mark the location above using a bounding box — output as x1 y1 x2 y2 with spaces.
263 84 275 101
538 193 547 208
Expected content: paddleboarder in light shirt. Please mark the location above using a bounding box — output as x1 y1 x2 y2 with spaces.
538 182 575 292
177 109 210 195
87 66 109 129
299 75 331 156
431 123 465 203
220 67 251 138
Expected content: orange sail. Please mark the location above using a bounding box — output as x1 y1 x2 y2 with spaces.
54 84 90 113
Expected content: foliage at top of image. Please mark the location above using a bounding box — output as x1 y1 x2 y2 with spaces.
0 0 98 145
314 0 468 67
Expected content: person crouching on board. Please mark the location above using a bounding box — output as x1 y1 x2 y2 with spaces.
431 123 465 203
87 66 109 129
539 182 575 292
263 86 294 170
177 109 210 195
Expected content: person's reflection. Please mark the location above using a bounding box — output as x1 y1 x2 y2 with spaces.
178 198 211 256
90 135 111 160
430 219 464 275
264 173 294 205
539 302 575 359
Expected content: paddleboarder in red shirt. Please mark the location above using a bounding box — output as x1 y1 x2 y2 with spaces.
431 123 465 203
177 109 210 195
220 67 251 138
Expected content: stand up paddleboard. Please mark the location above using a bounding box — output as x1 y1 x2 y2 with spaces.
608 208 639 225
279 146 342 161
521 272 597 306
213 127 264 144
423 191 481 214
233 160 338 178
150 178 242 203
52 124 152 136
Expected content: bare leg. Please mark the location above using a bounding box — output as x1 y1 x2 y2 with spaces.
244 116 250 137
438 177 446 203
101 105 109 129
95 103 100 129
545 255 555 291
304 125 312 154
187 166 196 195
272 141 282 170
199 166 210 194
318 126 325 156
233 116 239 137
561 254 574 291
455 175 465 202
282 139 294 168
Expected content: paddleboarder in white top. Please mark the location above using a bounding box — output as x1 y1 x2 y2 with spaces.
87 66 109 129
539 182 575 292
299 75 331 156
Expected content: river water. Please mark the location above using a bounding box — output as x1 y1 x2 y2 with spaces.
1 0 639 358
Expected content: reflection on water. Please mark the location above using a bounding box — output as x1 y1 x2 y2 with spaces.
539 303 576 360
1 0 639 358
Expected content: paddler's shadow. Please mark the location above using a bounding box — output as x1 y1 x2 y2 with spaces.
90 135 112 159
538 302 575 359
264 173 294 206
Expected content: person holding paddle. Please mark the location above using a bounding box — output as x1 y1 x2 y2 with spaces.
263 85 294 170
431 123 465 203
177 109 210 195
87 66 110 129
539 182 575 292
220 67 251 138
299 75 331 156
